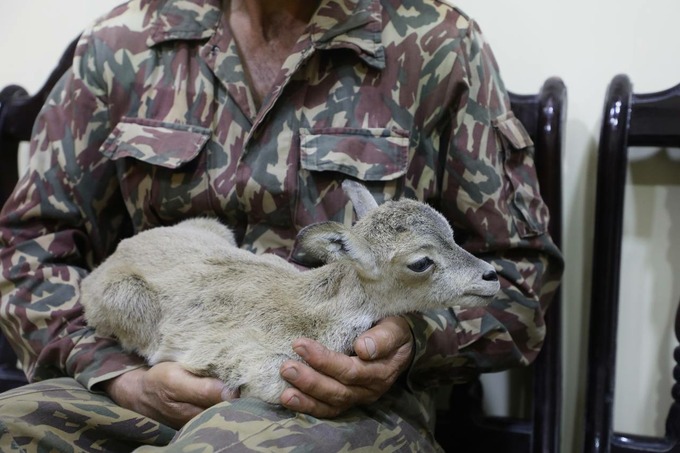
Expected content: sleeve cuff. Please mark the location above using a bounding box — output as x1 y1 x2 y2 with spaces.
67 331 147 391
402 307 507 390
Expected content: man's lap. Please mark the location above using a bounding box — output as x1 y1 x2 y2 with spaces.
0 378 440 452
0 377 174 452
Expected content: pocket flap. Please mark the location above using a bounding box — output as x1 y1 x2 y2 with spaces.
101 117 211 169
493 112 534 150
299 127 409 181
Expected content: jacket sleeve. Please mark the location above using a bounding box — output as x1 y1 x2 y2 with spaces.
0 28 145 390
404 19 564 388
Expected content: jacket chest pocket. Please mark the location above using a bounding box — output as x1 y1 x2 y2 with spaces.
100 117 212 231
294 127 410 229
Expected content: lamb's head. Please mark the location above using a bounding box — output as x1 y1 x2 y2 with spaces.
295 180 500 315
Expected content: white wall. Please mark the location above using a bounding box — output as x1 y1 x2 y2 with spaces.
1 2 679 453
0 3 122 93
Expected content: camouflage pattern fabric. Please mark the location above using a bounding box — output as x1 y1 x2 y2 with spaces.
144 386 441 452
0 378 439 452
0 0 564 450
0 378 175 452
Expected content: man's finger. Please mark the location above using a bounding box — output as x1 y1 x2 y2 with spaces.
293 338 359 384
280 386 345 419
151 363 234 408
354 317 412 361
280 359 364 406
184 376 235 407
292 339 382 385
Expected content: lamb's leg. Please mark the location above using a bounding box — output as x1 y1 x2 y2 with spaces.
238 353 292 405
179 338 293 405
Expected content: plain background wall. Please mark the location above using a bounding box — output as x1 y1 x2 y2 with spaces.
1 2 679 452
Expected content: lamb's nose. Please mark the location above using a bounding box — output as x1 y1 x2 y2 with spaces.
482 270 498 282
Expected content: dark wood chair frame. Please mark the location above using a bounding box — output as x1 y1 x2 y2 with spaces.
435 77 566 453
583 74 680 453
0 36 79 207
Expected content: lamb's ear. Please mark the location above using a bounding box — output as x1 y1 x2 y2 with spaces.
295 221 379 279
342 179 379 219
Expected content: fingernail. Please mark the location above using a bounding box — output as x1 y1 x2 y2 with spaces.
292 344 308 358
281 366 299 381
287 394 300 408
364 337 377 359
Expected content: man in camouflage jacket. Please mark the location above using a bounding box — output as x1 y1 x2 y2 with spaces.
0 0 563 451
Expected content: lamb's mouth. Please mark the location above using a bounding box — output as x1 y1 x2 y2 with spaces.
465 281 500 297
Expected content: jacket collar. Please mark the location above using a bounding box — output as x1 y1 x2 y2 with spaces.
309 0 385 69
147 0 385 70
147 0 223 45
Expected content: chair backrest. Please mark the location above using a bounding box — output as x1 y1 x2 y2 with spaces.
583 74 680 453
0 36 79 208
435 76 566 453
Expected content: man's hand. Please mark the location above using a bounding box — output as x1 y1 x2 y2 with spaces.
101 362 239 429
279 316 414 418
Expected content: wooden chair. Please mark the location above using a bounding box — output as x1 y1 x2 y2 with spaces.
0 36 79 207
0 37 80 391
583 74 680 453
435 77 566 453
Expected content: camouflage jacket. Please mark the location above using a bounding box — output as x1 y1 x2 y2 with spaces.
0 0 562 417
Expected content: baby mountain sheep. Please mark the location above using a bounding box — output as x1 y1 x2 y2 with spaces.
81 180 500 404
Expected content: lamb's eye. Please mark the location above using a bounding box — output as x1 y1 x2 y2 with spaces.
407 257 434 273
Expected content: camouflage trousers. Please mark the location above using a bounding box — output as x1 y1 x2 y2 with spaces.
0 378 442 452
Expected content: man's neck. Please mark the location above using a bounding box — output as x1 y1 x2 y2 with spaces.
224 0 323 109
228 0 321 42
